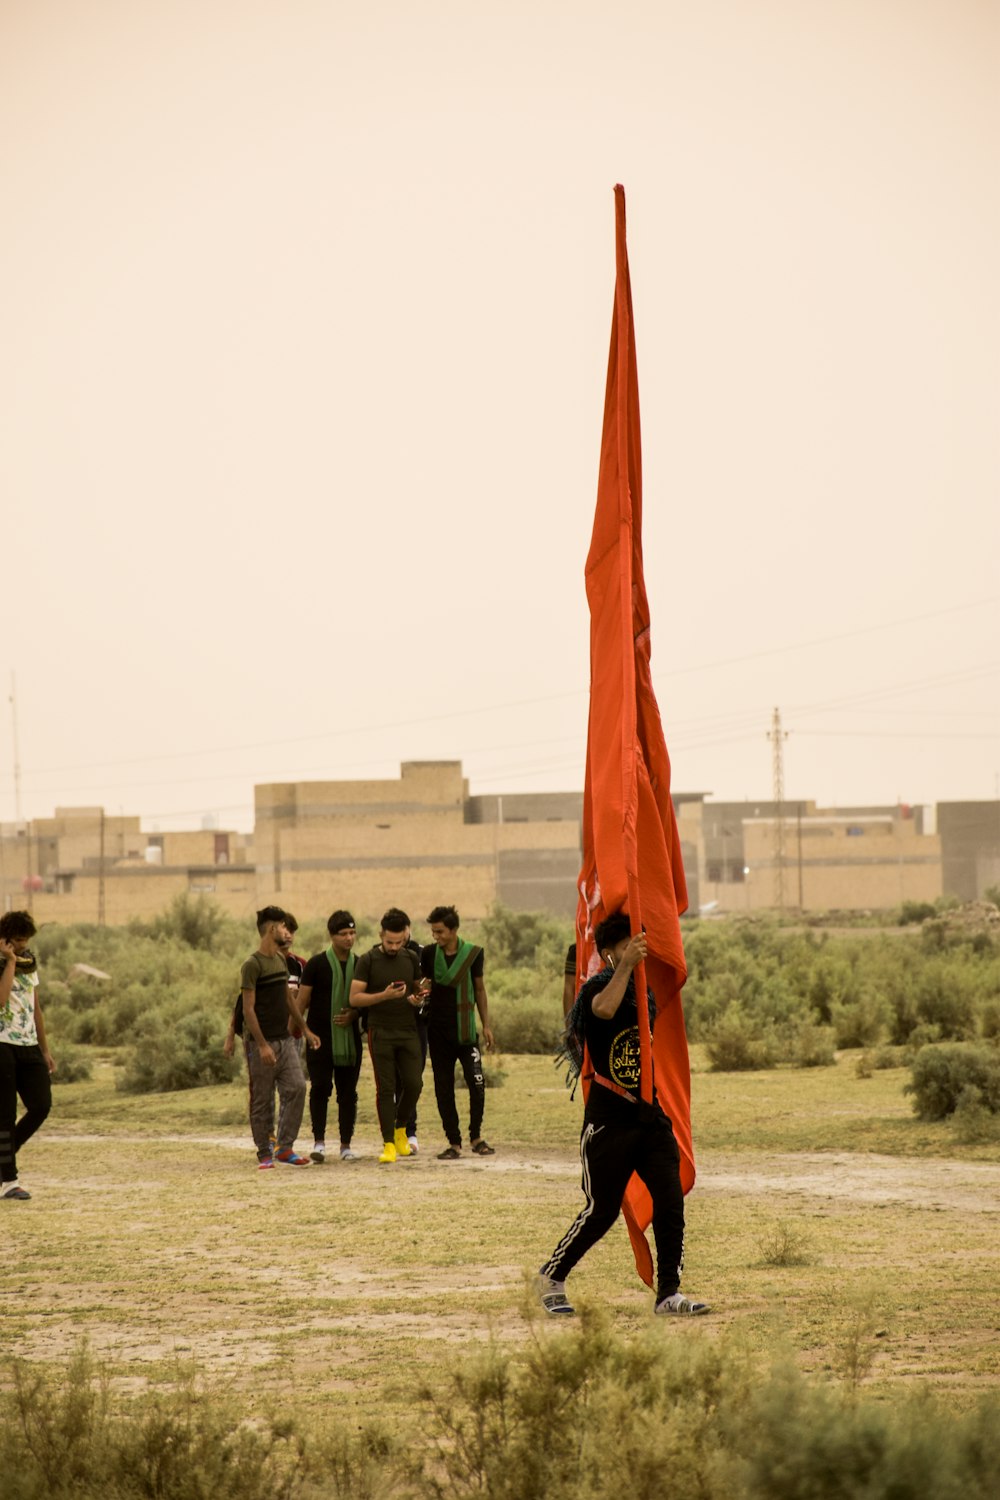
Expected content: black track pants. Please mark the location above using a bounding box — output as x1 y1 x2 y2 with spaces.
541 1115 685 1300
306 1042 364 1146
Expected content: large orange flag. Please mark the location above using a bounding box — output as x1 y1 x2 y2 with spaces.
576 184 694 1289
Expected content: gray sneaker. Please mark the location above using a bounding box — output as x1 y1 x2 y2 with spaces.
655 1292 710 1316
339 1147 358 1161
537 1272 575 1316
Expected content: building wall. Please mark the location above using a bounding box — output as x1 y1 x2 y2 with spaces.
29 866 259 925
738 818 942 911
937 802 1000 901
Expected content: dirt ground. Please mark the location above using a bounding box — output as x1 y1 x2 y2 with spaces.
4 1052 1000 1412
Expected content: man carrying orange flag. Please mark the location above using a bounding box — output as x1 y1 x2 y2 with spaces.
537 913 708 1317
538 183 708 1314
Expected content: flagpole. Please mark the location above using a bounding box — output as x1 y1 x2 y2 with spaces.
613 185 654 1106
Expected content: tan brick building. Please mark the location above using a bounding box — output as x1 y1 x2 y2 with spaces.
4 771 979 928
254 761 581 921
0 807 254 925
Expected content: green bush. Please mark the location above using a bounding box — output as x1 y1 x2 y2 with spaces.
704 1009 778 1071
898 900 937 925
856 1044 907 1077
0 1345 316 1500
6 1325 1000 1500
789 1023 837 1068
116 1008 239 1094
829 989 891 1048
905 1041 1000 1121
137 893 231 952
489 999 563 1055
951 1086 1000 1144
51 1043 93 1084
476 904 571 972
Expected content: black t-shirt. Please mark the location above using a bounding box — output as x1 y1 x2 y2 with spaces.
578 968 665 1127
420 943 485 1039
300 951 358 1042
354 944 422 1030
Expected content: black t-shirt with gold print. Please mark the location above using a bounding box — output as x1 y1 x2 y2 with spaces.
580 968 665 1126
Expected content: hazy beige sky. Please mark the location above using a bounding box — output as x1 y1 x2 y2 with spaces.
2 0 998 831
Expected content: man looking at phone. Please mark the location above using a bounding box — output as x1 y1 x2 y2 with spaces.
349 907 423 1164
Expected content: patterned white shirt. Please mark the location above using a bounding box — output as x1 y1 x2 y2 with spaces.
0 963 39 1046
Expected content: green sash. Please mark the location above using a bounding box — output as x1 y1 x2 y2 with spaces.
326 947 357 1065
433 939 482 1044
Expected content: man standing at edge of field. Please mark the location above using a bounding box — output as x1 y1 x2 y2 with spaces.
241 906 309 1170
421 904 495 1160
537 912 709 1318
349 907 423 1164
0 910 55 1202
297 910 363 1162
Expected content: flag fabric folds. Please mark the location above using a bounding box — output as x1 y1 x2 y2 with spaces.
575 184 695 1288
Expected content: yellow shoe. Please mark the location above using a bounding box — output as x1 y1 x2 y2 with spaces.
394 1128 412 1157
378 1141 397 1164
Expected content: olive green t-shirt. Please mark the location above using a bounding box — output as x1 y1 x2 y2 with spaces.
239 950 289 1042
354 945 421 1031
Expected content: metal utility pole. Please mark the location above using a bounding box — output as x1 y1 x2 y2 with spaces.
98 808 107 927
9 672 22 823
767 707 788 911
9 672 31 910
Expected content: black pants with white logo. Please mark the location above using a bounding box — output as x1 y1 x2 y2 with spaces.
429 1032 485 1146
541 1113 685 1300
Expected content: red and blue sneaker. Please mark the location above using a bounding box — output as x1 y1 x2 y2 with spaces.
274 1149 310 1166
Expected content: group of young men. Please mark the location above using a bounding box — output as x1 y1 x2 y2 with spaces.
231 903 495 1169
2 898 708 1321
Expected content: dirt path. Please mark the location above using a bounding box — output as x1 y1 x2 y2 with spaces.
44 1132 1000 1213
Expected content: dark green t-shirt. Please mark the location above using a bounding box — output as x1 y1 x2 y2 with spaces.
354 944 421 1031
239 950 289 1042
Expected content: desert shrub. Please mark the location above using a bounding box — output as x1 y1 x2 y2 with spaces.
830 988 891 1048
116 1007 239 1093
0 1345 320 1500
704 1009 778 1071
951 1087 1000 1144
898 900 937 925
789 1023 837 1068
413 1313 1000 1500
50 1043 93 1084
856 1044 907 1077
6 1326 1000 1500
905 1041 1000 1121
489 999 563 1055
757 1220 813 1266
980 1000 1000 1039
137 893 231 952
476 904 571 972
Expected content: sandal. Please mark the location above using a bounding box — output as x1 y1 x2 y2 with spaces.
471 1140 496 1156
437 1146 462 1160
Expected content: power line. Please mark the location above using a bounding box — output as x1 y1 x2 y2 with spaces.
19 597 1000 781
